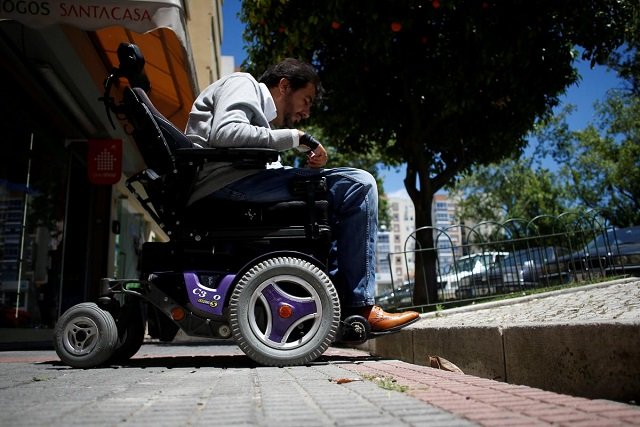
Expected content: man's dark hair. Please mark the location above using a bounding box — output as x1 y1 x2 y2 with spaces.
258 58 320 92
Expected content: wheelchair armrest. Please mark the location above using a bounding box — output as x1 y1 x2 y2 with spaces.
174 147 279 168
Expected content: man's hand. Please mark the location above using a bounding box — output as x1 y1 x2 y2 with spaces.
299 132 327 168
306 144 327 168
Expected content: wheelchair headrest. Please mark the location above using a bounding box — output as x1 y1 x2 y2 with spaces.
116 43 150 92
117 43 144 75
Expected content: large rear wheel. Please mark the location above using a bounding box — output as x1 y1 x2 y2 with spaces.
229 257 340 366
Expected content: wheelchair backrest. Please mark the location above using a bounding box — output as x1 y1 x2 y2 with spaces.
109 43 194 168
101 43 201 231
121 87 176 175
130 87 194 150
118 87 199 230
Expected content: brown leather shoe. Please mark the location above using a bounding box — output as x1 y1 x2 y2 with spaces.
363 305 420 332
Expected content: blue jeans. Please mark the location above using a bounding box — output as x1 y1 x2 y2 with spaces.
209 166 378 308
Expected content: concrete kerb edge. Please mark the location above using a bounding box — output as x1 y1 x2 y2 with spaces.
500 320 640 401
363 318 640 402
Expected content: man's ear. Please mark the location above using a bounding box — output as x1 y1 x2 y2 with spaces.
278 77 290 94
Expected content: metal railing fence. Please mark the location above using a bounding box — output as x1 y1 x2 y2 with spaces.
376 210 639 310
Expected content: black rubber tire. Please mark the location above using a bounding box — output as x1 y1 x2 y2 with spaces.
53 302 118 368
229 256 340 367
109 299 146 364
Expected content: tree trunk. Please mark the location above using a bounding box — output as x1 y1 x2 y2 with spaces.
404 161 439 306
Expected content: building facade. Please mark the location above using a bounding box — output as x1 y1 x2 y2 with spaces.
0 1 223 337
376 194 416 299
432 193 464 273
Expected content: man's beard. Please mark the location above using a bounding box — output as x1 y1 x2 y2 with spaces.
283 114 296 128
281 95 297 128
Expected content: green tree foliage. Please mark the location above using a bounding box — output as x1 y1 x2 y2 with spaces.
557 11 640 227
455 70 640 231
240 0 637 304
606 6 640 96
452 158 571 235
534 96 640 227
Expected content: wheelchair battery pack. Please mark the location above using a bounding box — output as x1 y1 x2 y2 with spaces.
183 272 233 317
143 270 233 319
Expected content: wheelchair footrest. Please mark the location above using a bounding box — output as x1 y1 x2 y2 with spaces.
336 314 420 344
336 315 370 343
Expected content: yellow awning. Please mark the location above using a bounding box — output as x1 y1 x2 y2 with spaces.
93 26 195 129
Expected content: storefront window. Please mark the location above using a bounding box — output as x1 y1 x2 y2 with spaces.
1 133 68 329
113 198 146 280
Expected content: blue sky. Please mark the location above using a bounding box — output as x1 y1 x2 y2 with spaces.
220 0 623 195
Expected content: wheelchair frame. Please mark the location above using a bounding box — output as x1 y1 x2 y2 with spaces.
53 43 377 368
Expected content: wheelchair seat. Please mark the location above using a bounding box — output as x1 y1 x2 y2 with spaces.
185 198 330 228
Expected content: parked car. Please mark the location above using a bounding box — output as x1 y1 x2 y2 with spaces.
465 246 570 295
375 281 413 309
544 226 640 282
437 251 508 300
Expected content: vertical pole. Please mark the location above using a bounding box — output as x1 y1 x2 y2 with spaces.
57 149 73 320
15 133 34 319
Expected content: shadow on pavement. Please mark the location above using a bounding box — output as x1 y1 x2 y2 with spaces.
41 353 384 370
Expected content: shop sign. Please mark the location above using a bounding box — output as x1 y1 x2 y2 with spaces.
87 138 122 185
0 1 186 46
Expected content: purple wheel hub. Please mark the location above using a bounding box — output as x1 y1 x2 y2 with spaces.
249 275 322 349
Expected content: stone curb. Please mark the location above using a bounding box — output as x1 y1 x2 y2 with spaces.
363 320 640 402
360 278 640 403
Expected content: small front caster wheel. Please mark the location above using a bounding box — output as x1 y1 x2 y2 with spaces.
53 303 118 368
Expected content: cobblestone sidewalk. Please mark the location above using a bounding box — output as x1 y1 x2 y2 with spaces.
421 278 640 326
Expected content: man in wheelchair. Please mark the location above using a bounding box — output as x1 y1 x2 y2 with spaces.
185 58 419 333
53 44 418 369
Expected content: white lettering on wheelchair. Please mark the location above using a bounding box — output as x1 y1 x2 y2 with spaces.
192 288 206 298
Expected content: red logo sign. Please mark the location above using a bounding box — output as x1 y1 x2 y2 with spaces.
87 139 122 185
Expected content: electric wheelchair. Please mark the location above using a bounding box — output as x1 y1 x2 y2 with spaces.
53 43 384 368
